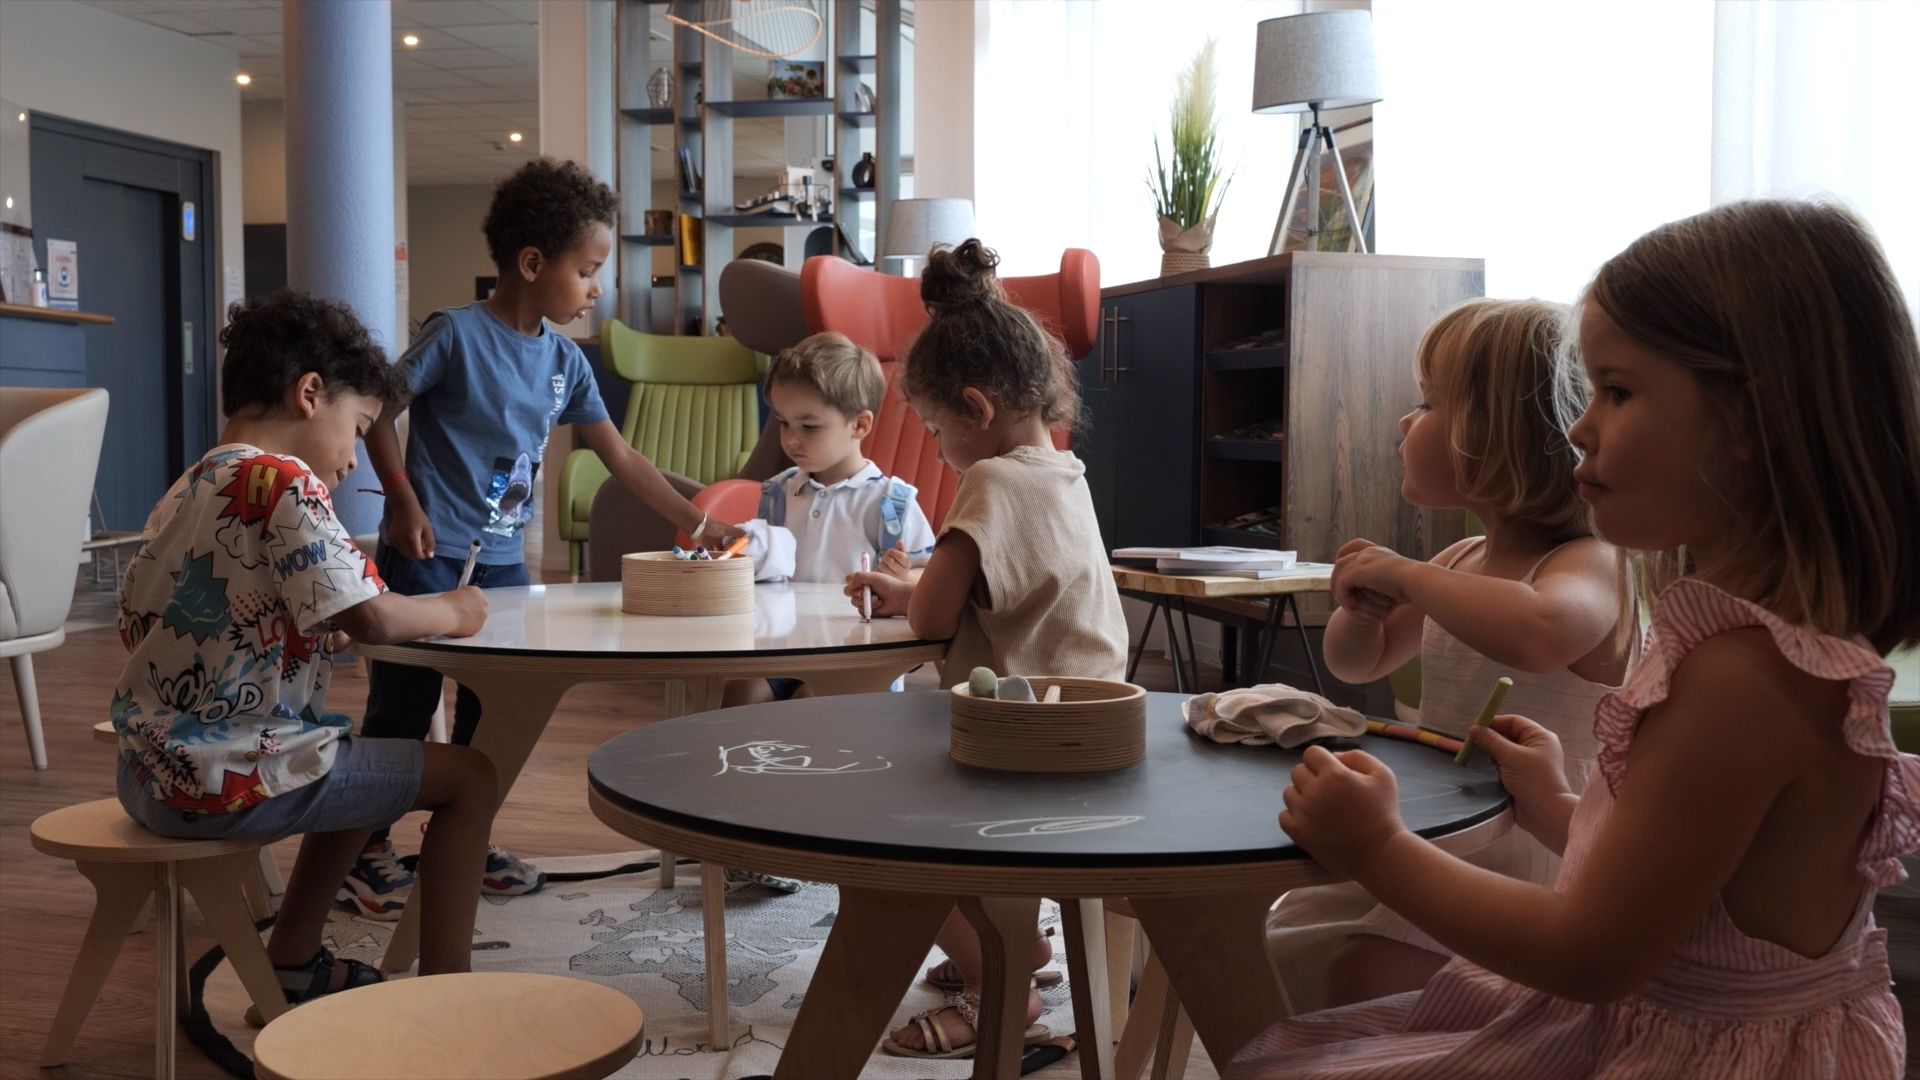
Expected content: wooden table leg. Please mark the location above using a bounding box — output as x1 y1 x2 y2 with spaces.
801 662 915 699
1061 898 1115 1080
1126 893 1288 1072
382 672 574 974
154 863 179 1080
959 895 1044 1080
775 887 954 1079
701 862 730 1049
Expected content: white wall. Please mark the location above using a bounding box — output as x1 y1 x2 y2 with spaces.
0 0 244 321
404 184 497 330
913 0 982 201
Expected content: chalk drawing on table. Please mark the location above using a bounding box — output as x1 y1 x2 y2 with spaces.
960 815 1145 838
715 740 893 777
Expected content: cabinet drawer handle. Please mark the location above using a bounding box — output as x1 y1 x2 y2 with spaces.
1111 313 1131 376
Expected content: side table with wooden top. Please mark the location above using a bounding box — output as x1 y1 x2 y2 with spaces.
1111 565 1333 695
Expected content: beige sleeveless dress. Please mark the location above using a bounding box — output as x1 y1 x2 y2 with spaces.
1265 537 1630 1013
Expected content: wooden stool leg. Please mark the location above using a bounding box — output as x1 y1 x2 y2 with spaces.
41 862 154 1067
701 862 729 1049
1103 909 1135 1049
1061 898 1115 1080
958 895 1044 1080
1113 946 1171 1080
180 852 289 1026
1149 992 1195 1080
154 863 179 1080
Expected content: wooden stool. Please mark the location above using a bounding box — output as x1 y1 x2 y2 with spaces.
253 972 645 1080
32 799 291 1079
91 720 285 919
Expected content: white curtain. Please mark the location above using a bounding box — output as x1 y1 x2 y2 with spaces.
1712 0 1920 315
974 0 1305 283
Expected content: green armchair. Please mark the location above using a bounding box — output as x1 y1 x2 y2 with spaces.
557 319 764 571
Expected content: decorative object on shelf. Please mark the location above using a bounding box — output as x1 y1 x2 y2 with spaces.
853 82 875 112
767 59 825 100
1278 119 1374 254
806 223 869 266
882 198 975 275
647 67 674 109
678 213 703 268
733 164 831 221
1252 10 1382 255
1148 39 1230 277
850 151 876 189
677 147 702 195
739 242 784 264
667 0 824 59
643 210 673 237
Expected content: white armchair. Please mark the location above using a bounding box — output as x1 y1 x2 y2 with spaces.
0 387 110 769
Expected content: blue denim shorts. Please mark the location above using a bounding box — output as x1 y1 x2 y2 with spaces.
117 736 424 842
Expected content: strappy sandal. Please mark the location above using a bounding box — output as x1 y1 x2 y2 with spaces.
925 926 1062 991
882 990 1051 1059
244 948 385 1026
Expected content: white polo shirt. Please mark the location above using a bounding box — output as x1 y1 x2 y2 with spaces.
759 461 936 583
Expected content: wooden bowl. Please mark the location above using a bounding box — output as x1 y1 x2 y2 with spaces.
620 551 754 617
949 677 1147 773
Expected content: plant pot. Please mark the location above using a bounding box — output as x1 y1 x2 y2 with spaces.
1159 215 1215 276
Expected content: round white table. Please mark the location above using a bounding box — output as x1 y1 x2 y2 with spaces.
356 580 946 993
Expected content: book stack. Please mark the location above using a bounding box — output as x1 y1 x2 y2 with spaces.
1113 546 1327 580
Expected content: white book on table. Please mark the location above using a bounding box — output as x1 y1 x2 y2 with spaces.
1113 546 1298 568
1160 561 1333 580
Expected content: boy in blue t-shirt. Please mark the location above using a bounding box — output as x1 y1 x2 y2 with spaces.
115 290 498 1001
346 159 730 916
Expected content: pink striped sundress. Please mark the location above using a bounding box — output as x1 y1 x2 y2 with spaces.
1228 578 1920 1079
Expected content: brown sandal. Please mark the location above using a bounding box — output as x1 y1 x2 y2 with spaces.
883 990 1052 1059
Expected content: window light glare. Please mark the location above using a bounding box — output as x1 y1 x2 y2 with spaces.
235 73 252 86
402 33 420 47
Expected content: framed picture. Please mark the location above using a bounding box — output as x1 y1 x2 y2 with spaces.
1280 118 1374 254
767 60 825 100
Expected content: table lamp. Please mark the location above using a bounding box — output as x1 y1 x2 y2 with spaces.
1252 10 1382 255
881 198 975 275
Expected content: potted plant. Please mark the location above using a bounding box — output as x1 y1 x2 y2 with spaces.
1148 40 1230 276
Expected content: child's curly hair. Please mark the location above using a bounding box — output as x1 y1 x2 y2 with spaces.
219 290 406 417
483 157 616 268
903 239 1079 429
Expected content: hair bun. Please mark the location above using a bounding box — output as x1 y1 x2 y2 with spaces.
920 238 1003 309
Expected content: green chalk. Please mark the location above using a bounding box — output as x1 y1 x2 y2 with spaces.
968 667 1000 699
1454 676 1514 766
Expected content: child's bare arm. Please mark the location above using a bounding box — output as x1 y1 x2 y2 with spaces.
365 403 435 559
1323 602 1425 685
906 530 982 640
333 587 487 645
1290 633 1807 1003
578 420 735 543
1347 539 1622 674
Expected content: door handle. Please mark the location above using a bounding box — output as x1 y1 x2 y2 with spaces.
1110 313 1131 377
1099 308 1114 383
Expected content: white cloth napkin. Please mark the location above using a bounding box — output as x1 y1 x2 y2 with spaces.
1183 682 1368 748
740 518 797 582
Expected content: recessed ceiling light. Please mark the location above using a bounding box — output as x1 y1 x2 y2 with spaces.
402 33 419 47
4 197 12 210
508 132 524 143
236 73 252 86
15 112 24 123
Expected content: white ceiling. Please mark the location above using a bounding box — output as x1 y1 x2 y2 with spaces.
80 0 544 185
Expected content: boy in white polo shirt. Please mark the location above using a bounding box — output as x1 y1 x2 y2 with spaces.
728 331 936 708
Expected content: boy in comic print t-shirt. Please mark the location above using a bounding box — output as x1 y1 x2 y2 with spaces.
346 159 738 914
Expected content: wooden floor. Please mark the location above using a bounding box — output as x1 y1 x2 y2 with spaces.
0 568 1219 1079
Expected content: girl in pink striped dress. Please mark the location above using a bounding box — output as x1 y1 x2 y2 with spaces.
1231 200 1920 1079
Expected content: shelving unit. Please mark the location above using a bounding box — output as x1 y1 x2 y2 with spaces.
614 0 901 336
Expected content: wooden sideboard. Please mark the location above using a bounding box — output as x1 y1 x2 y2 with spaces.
1078 252 1485 569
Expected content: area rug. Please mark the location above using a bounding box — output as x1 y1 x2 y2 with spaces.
197 851 1081 1078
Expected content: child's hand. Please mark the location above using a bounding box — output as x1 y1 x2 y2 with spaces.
879 541 913 580
390 500 436 560
1470 714 1573 837
694 517 747 549
1333 540 1416 607
444 586 489 638
1279 745 1405 879
845 570 911 618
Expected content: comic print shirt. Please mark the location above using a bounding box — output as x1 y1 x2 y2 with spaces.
386 302 610 566
111 445 385 813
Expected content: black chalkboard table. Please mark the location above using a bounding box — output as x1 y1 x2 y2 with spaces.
588 691 1511 1079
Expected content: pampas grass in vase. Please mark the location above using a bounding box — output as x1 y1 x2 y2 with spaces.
1148 39 1231 276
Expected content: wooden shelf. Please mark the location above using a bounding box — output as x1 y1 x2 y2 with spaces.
838 111 876 127
1204 438 1287 464
703 99 834 118
619 107 673 124
1205 345 1287 372
0 302 114 326
840 187 874 198
678 264 703 274
620 234 675 246
838 53 877 72
706 213 833 227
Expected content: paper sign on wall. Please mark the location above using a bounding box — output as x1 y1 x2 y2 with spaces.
224 265 243 313
46 238 76 309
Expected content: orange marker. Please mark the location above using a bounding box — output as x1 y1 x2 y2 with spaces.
722 534 751 559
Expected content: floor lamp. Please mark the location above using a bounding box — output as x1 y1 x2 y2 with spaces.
1253 11 1383 255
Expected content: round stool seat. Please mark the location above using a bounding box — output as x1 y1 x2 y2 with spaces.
29 799 261 864
253 973 645 1080
92 720 118 745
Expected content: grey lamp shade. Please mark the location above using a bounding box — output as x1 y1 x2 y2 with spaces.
1252 10 1383 114
881 198 976 261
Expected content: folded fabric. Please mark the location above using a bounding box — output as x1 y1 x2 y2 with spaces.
740 518 797 582
1183 683 1369 748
